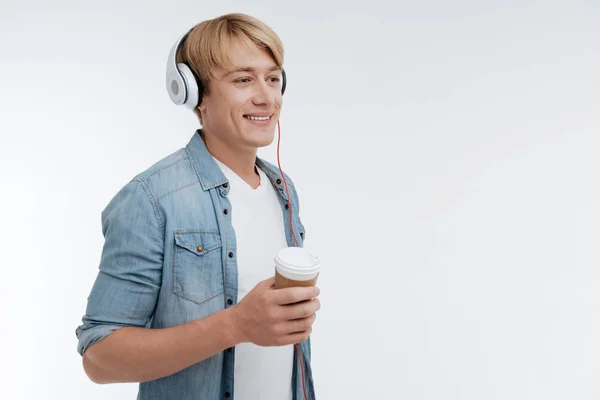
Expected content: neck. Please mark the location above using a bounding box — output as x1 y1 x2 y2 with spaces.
200 129 260 186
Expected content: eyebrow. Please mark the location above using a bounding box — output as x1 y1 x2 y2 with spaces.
223 65 282 77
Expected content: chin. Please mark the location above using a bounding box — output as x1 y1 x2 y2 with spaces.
247 128 276 147
255 135 276 148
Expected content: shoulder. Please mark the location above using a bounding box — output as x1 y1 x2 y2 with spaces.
132 148 188 179
130 148 195 195
101 147 196 220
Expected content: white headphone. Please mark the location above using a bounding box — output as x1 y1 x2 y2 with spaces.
165 30 287 110
166 31 200 109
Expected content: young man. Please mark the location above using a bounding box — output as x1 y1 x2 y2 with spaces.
75 13 319 400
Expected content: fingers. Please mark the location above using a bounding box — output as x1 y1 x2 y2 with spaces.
278 312 316 336
271 317 314 346
283 328 313 346
273 286 320 305
287 314 316 334
280 298 320 320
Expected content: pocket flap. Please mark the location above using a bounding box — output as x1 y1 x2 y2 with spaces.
174 230 222 256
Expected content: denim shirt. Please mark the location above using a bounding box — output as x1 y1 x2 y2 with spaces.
75 130 315 400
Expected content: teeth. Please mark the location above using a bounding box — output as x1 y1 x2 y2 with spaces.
244 115 270 121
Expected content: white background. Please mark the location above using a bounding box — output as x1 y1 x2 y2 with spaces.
1 0 599 399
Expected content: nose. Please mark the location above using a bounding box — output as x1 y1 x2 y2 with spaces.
251 79 277 106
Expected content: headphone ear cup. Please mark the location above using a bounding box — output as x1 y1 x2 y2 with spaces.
177 63 200 109
281 69 287 95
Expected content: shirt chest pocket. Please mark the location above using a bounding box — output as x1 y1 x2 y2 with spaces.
172 230 224 305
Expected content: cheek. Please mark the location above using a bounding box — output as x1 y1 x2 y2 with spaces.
212 103 236 124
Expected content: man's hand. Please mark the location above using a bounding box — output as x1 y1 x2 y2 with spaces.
232 277 320 347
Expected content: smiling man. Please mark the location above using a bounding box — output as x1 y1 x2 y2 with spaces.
75 13 319 400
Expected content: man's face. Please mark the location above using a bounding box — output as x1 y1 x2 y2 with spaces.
199 40 283 151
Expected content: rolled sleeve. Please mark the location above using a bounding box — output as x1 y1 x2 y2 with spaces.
75 179 164 356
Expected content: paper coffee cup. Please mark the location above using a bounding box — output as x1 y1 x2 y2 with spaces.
274 247 321 289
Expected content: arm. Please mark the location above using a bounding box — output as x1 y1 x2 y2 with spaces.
77 178 233 383
76 179 316 384
82 279 320 384
82 306 242 384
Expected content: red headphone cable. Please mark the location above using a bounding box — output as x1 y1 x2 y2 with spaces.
275 120 309 400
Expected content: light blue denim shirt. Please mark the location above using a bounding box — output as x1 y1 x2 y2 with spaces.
76 130 315 400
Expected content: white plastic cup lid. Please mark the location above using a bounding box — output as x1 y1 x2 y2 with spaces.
275 247 321 280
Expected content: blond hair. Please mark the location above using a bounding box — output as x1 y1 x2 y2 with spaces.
176 13 285 124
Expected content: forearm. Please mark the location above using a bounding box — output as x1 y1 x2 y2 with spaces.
82 307 243 384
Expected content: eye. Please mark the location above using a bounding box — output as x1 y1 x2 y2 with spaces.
235 77 252 84
268 76 281 83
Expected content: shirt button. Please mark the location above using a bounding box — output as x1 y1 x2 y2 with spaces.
227 299 233 305
228 252 233 258
285 204 289 209
223 209 229 215
197 246 204 252
276 178 282 184
224 392 231 398
222 183 228 188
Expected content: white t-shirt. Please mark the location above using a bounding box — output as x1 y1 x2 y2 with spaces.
212 156 294 400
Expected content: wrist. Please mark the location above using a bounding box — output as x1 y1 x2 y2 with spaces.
226 305 247 345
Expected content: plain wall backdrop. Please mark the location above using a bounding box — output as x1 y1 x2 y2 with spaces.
1 0 599 399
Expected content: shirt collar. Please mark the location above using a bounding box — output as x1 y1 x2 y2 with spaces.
185 129 294 195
